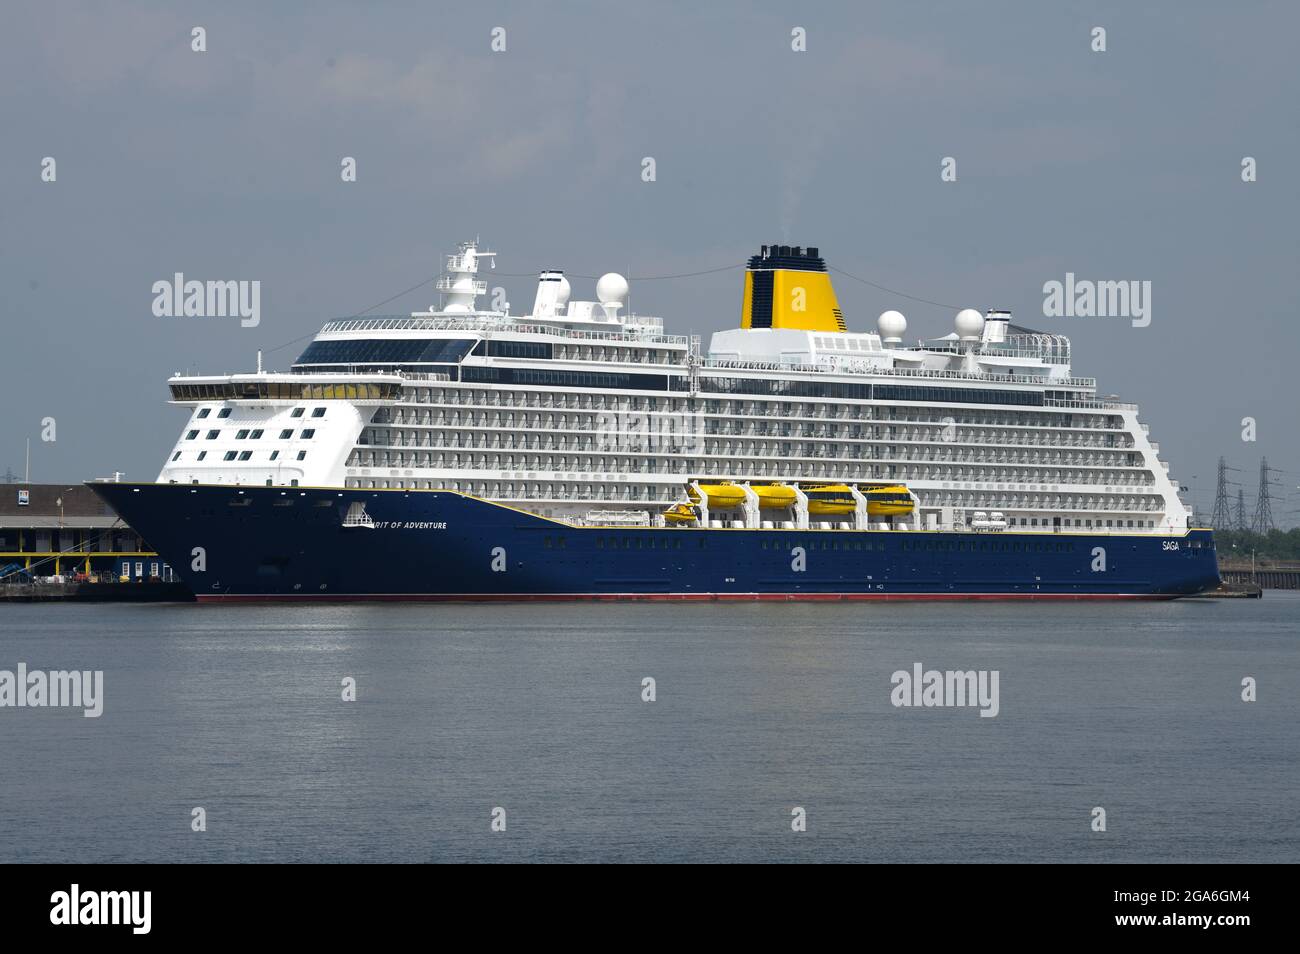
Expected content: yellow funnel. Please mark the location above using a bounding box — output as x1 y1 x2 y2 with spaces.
740 245 846 333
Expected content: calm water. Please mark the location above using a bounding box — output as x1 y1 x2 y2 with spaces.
1 594 1297 863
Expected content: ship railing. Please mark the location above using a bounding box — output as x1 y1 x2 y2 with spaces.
397 371 454 382
320 315 687 345
1044 399 1137 411
700 359 1096 389
434 277 488 294
919 336 1072 365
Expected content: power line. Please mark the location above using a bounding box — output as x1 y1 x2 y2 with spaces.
263 273 444 355
826 265 964 311
262 257 963 358
497 263 743 281
264 263 745 357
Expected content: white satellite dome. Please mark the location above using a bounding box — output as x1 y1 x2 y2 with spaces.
955 308 985 341
877 310 907 343
596 272 629 306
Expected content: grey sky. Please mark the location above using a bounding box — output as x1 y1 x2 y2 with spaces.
3 1 1297 524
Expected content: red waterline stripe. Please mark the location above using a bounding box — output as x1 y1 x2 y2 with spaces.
195 592 1178 603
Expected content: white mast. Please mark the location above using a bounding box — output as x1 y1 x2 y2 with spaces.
435 240 494 313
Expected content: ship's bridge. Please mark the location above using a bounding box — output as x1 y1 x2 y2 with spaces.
167 371 404 403
285 239 682 375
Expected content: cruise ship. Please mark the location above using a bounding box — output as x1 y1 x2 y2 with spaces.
92 240 1219 600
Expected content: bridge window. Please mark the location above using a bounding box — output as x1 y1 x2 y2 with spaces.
294 337 476 367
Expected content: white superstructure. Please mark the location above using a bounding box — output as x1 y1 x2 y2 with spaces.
156 240 1191 534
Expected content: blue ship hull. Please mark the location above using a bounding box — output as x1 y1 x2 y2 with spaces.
89 483 1221 601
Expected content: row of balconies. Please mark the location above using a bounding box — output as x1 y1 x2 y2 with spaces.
550 346 680 365
393 391 1124 432
353 437 1149 475
358 428 1147 461
361 424 1137 459
379 405 1132 445
338 470 1163 516
345 450 1158 491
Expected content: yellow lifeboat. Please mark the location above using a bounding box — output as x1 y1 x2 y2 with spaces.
752 484 796 509
690 482 748 509
865 484 914 516
803 484 857 515
663 503 698 524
